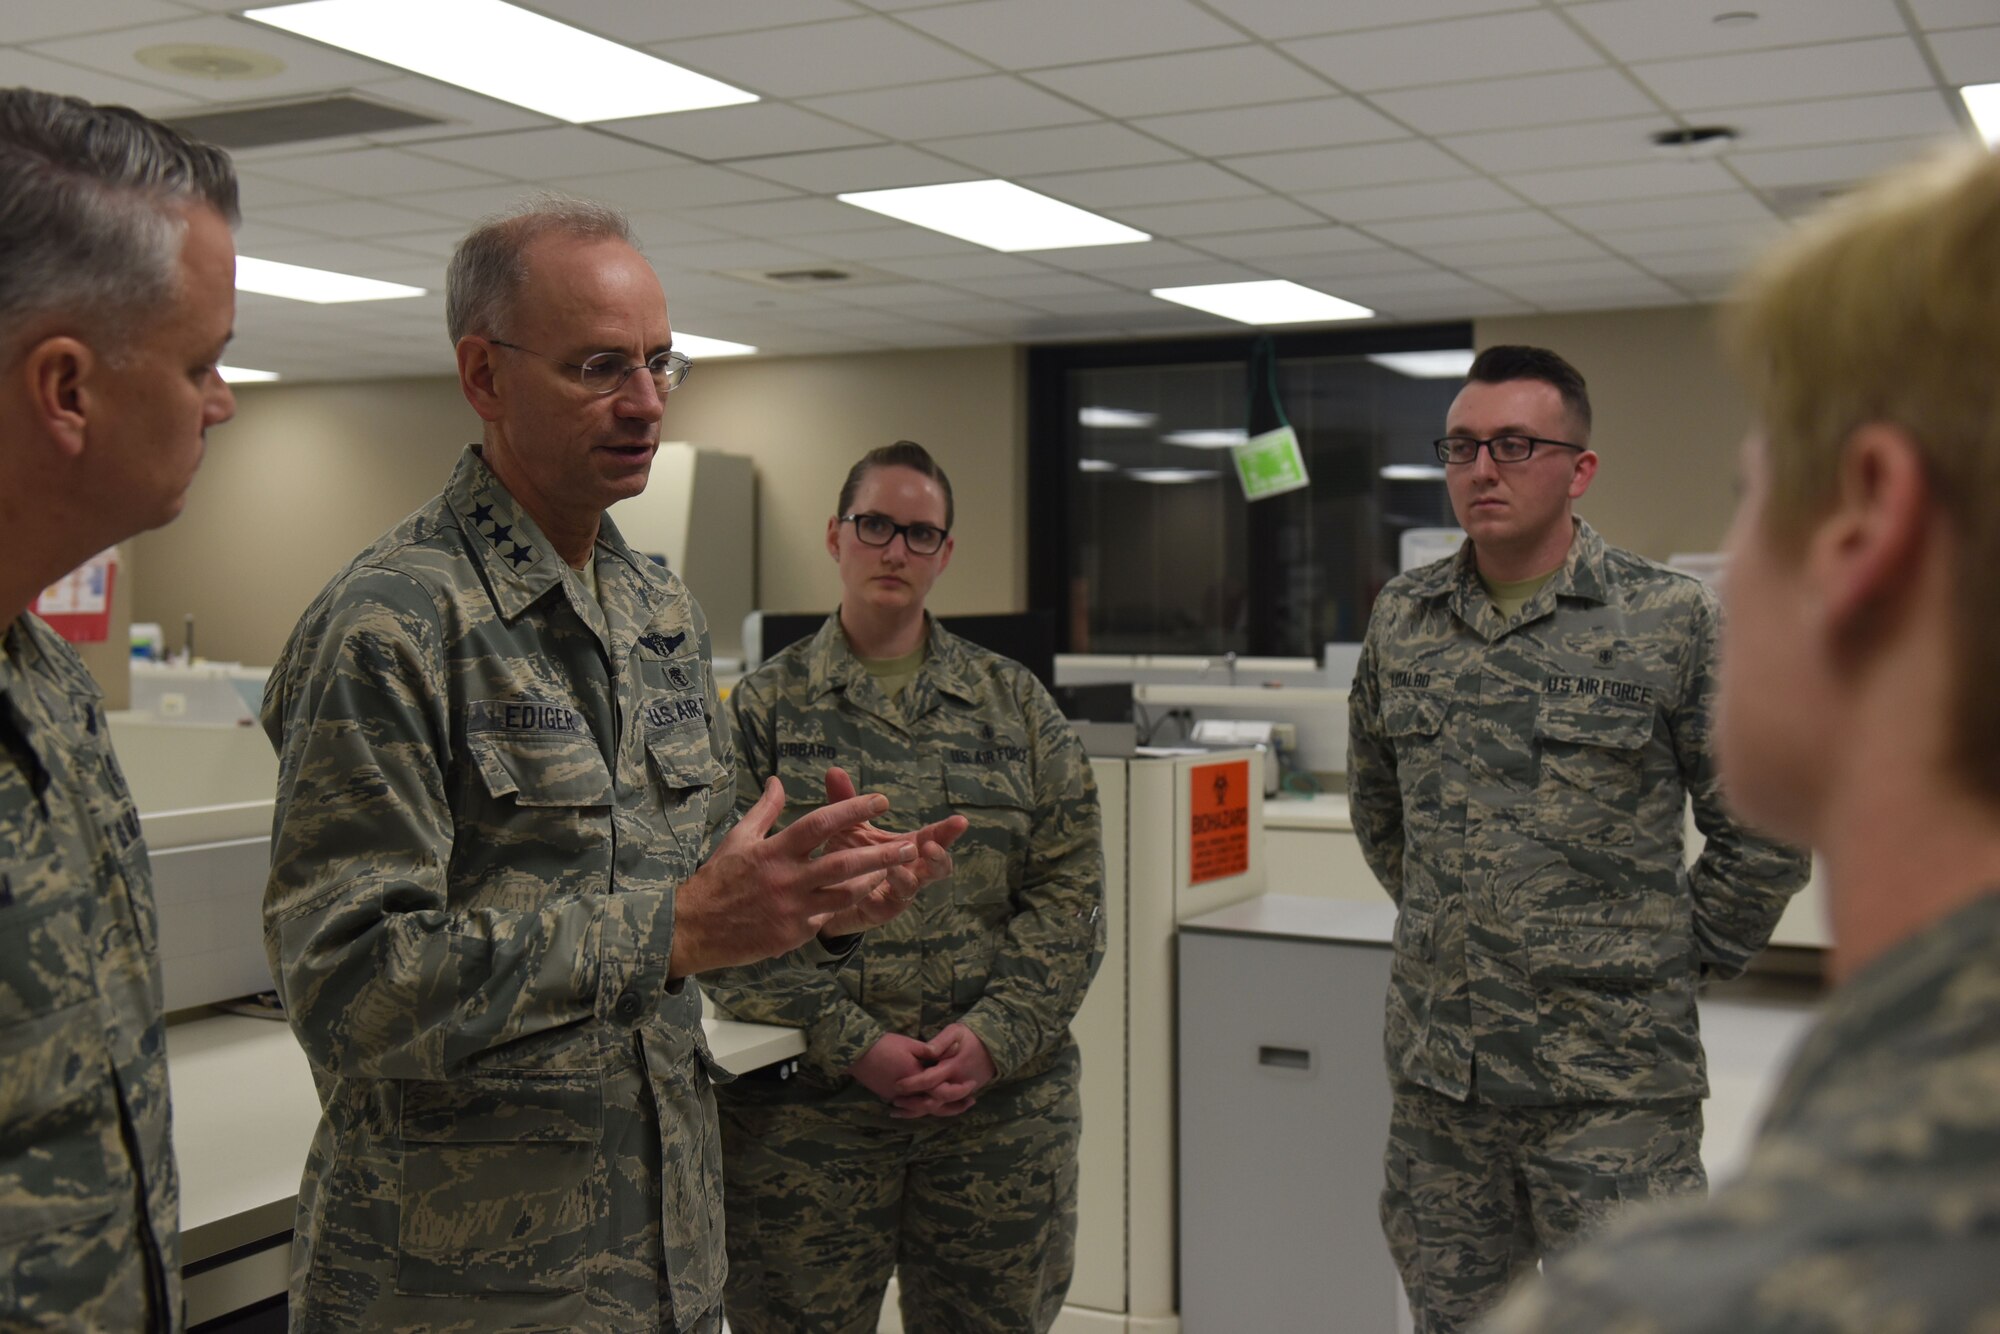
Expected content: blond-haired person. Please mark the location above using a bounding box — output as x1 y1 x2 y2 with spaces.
1480 143 2000 1334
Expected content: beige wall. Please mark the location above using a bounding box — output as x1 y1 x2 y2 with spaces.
131 344 1026 667
1474 304 1750 562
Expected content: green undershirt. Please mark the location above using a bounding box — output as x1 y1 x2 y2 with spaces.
858 642 928 700
1481 570 1556 622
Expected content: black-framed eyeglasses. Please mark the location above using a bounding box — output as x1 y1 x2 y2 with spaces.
488 339 693 396
842 513 949 555
1434 434 1584 465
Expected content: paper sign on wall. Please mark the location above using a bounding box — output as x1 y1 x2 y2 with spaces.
1231 425 1310 501
32 548 117 644
1189 758 1251 885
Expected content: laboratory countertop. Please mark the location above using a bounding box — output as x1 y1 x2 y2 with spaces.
1181 893 1396 946
1262 792 1352 831
166 1009 807 1264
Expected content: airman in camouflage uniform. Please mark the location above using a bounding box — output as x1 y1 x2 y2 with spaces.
1349 347 1809 1333
1479 143 2000 1334
263 204 954 1334
0 89 239 1330
705 445 1104 1334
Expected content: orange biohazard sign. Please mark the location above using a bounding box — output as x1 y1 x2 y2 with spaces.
1188 759 1251 885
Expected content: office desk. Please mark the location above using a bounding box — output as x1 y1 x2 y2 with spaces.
167 1011 806 1326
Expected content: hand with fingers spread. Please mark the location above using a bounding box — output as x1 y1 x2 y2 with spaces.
885 1023 995 1119
671 777 925 978
813 765 968 937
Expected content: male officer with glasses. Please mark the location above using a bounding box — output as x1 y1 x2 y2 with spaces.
262 196 963 1334
1346 344 1808 1333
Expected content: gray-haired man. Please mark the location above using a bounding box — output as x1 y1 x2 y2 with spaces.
0 87 238 1329
262 196 965 1332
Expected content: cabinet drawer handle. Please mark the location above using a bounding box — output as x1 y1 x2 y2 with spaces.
1258 1045 1311 1071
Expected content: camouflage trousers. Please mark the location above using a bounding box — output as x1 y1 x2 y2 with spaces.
1382 1081 1705 1334
718 1044 1081 1334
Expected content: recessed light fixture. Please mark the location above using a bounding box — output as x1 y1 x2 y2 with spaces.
244 0 758 123
837 180 1149 252
1712 11 1758 27
1079 407 1158 428
1963 83 2000 147
1367 350 1476 379
1151 280 1373 326
674 333 757 359
1163 428 1248 449
1380 464 1447 481
218 365 281 383
135 43 285 81
235 256 426 304
1127 467 1223 485
1078 458 1118 473
1650 125 1740 159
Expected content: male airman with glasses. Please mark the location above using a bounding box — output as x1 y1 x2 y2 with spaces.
261 195 963 1333
1346 345 1809 1332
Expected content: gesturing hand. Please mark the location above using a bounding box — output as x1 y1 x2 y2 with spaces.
813 766 968 938
672 778 924 978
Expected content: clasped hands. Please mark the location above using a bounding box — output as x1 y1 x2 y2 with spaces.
849 1023 996 1119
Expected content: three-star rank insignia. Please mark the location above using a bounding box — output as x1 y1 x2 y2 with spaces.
469 500 537 571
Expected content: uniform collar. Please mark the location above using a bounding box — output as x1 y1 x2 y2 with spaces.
1419 517 1609 636
804 612 983 710
446 447 565 622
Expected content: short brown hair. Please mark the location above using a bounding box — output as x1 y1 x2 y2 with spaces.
1725 144 2000 802
837 440 954 530
1468 344 1592 442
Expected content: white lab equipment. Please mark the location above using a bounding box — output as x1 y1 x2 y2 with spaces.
607 441 756 660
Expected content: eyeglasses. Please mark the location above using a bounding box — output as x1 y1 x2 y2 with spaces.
1434 434 1584 465
842 513 949 555
488 339 693 396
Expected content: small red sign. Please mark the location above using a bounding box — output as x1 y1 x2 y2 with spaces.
1189 759 1251 885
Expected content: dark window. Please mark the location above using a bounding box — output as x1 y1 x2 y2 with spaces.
1028 324 1470 657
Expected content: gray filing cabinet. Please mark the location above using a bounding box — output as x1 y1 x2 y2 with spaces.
1178 895 1409 1334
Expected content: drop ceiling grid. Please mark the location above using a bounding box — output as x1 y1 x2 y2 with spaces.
0 0 1987 376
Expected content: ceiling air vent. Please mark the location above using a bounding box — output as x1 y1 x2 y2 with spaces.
160 95 445 150
720 263 901 291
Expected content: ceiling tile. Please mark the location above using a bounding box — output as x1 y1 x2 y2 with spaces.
1710 89 1965 154
1596 217 1788 259
1909 0 2000 29
246 146 509 196
1318 269 1502 302
1728 136 1950 189
1507 158 1741 206
1270 246 1448 279
1930 24 2000 85
654 17 988 98
685 196 895 238
1565 0 1904 62
1460 257 1656 286
1131 97 1407 157
0 46 184 109
257 198 464 239
656 238 827 272
1295 177 1525 223
1282 10 1606 92
234 169 344 211
1090 259 1276 289
405 128 675 181
826 280 977 308
1225 139 1471 192
1025 46 1334 118
797 227 986 260
26 13 395 103
1501 275 1684 306
1026 160 1263 209
870 253 1054 281
529 0 864 42
1369 209 1572 246
924 122 1187 176
731 143 981 192
1442 117 1664 173
611 103 884 161
329 75 555 140
1196 0 1533 42
1030 239 1214 271
237 237 441 279
1632 37 1935 110
3 0 190 44
949 273 1126 300
1106 195 1325 236
390 182 564 224
543 164 800 212
1372 67 1660 135
896 0 1245 68
802 75 1092 138
1416 234 1616 267
1554 190 1775 230
1194 225 1390 260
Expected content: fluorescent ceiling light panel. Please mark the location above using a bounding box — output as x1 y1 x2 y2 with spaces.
1163 428 1247 449
1380 464 1447 481
838 180 1149 253
236 256 425 304
1963 83 2000 147
674 333 757 359
218 365 281 383
1368 350 1475 379
244 0 758 123
1079 407 1158 429
1127 467 1222 484
1078 458 1118 473
1151 280 1373 326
